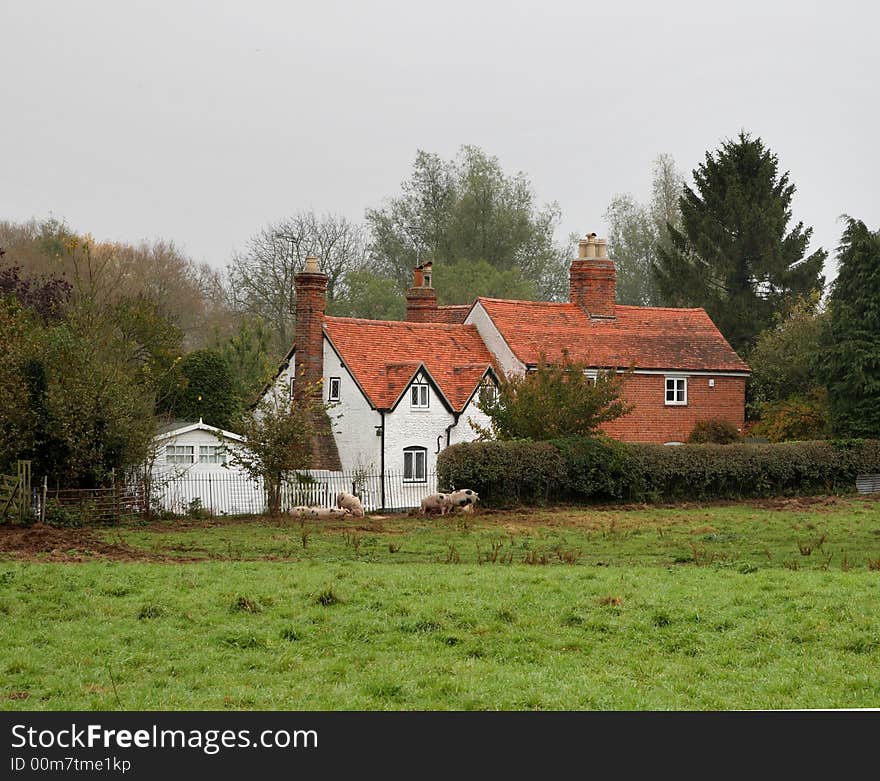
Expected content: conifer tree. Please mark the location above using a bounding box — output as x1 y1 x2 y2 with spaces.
822 218 880 437
654 132 825 353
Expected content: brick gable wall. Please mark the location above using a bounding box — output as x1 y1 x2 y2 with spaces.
601 374 746 443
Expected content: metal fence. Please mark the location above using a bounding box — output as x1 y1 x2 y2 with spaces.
34 483 148 525
146 469 440 516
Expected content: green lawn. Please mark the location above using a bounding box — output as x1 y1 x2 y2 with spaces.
2 497 880 710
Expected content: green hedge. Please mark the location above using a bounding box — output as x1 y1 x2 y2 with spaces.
437 437 880 506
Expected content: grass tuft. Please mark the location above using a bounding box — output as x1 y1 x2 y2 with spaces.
137 603 165 620
314 587 341 607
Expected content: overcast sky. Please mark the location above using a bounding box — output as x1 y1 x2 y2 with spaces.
2 0 876 281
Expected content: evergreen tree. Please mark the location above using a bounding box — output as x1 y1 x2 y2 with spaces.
217 317 275 406
821 218 880 437
172 348 240 430
654 132 825 353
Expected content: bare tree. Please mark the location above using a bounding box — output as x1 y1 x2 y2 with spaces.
228 211 368 350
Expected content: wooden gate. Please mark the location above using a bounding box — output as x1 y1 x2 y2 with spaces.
0 460 32 524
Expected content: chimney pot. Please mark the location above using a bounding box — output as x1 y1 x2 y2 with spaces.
406 261 438 321
304 255 319 273
569 233 616 319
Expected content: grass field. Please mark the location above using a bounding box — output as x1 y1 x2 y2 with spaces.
2 496 880 710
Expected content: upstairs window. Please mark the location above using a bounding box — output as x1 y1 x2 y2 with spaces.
411 382 429 409
478 378 499 407
665 377 687 406
403 446 427 482
289 376 295 400
166 445 194 464
198 445 226 465
328 377 341 402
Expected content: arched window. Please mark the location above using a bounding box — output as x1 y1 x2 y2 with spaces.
403 446 427 483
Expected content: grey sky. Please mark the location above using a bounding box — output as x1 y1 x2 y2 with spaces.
2 0 876 282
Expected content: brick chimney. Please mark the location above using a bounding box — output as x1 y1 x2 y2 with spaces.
294 255 327 401
570 233 616 319
406 261 438 322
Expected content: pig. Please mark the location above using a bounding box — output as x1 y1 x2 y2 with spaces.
336 491 365 518
290 506 350 520
447 489 479 512
420 493 453 515
307 506 351 520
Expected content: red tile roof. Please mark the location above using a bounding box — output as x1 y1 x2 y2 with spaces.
476 298 750 372
323 317 496 410
433 305 471 324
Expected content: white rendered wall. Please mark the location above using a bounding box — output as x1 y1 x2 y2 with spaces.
465 302 525 379
383 383 455 476
381 382 452 507
449 395 493 446
323 339 382 471
269 357 296 403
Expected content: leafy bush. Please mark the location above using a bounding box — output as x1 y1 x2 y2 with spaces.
552 436 640 501
687 418 742 444
752 389 831 442
186 497 210 520
474 353 631 440
437 440 565 506
437 437 880 506
43 499 82 528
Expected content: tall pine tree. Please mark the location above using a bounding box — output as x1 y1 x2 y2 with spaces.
654 132 825 353
822 218 880 438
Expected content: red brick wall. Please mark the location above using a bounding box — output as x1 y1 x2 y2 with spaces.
293 270 327 402
406 287 438 322
601 374 746 443
569 259 616 318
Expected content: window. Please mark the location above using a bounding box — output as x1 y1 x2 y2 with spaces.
166 445 194 464
328 377 341 402
478 378 498 406
665 377 687 405
198 445 226 464
289 376 295 400
410 382 429 409
403 447 427 482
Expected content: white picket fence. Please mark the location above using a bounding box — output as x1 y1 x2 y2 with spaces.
146 469 439 516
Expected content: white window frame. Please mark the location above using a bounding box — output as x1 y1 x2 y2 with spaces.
410 382 429 409
403 447 428 483
665 376 688 406
328 376 341 402
478 378 499 406
289 376 295 400
166 445 194 465
198 445 226 465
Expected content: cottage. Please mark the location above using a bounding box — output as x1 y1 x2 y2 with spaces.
262 233 750 488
